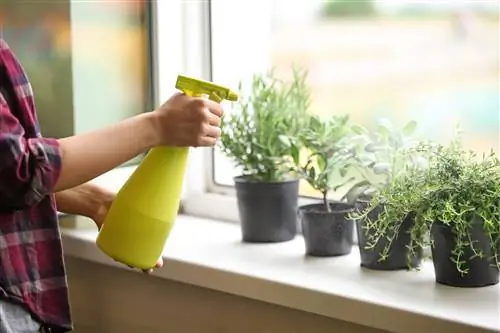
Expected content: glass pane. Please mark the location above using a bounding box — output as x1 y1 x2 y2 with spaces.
212 0 499 197
0 0 151 139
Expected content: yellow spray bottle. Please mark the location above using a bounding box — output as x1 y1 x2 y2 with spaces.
96 75 238 270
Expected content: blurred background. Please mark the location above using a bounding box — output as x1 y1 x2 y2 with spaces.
269 0 498 152
0 0 151 139
0 0 498 193
213 0 499 189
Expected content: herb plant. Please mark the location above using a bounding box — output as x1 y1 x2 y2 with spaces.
342 118 425 203
420 145 500 274
294 114 356 212
357 140 500 272
219 68 311 182
353 161 428 267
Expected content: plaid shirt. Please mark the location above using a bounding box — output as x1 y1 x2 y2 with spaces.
0 38 72 331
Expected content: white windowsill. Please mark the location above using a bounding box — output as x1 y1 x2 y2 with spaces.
61 213 500 333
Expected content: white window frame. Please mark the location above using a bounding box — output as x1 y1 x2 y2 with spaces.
178 0 323 223
94 1 329 225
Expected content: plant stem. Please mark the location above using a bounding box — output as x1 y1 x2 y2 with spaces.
322 190 331 212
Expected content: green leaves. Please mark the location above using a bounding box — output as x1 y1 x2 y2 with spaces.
402 120 417 136
219 68 311 182
359 139 500 273
298 113 356 207
420 145 500 272
344 118 424 201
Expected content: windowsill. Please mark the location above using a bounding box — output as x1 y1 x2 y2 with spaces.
61 214 500 333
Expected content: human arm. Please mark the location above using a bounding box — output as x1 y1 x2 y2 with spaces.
0 92 223 210
0 95 154 208
55 112 159 192
55 94 224 191
54 182 164 272
54 182 115 222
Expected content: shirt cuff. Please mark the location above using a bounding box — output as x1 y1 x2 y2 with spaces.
24 137 62 205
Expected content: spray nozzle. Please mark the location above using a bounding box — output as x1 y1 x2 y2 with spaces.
175 75 239 102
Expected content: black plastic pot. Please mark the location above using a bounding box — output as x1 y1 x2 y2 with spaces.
299 202 354 257
431 219 499 288
234 176 299 243
355 200 422 270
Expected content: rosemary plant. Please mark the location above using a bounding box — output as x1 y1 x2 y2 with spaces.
219 67 311 182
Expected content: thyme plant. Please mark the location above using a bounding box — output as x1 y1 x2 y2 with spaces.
419 145 500 274
356 140 500 272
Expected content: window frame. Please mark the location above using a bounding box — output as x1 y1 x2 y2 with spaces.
144 0 159 125
180 0 323 224
75 0 355 240
91 1 186 187
176 0 242 222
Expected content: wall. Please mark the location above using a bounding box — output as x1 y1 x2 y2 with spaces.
65 256 389 333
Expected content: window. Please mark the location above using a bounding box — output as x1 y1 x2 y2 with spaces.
0 0 155 149
182 0 499 221
2 1 496 223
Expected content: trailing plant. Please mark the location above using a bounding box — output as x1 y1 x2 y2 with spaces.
219 67 311 182
342 118 426 203
293 113 356 212
354 139 500 272
352 159 429 267
419 144 500 274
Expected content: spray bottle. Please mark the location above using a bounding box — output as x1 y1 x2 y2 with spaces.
96 75 238 270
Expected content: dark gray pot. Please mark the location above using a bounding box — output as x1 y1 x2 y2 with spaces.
431 218 499 288
355 199 422 270
234 176 299 243
299 202 354 257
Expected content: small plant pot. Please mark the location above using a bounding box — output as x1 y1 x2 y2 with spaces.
299 202 354 257
234 176 299 243
431 219 499 288
355 200 422 270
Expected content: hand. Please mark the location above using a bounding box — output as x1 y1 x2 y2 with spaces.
91 189 164 274
153 92 224 147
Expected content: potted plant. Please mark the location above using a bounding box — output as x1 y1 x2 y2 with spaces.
294 114 357 256
363 138 500 287
419 143 500 287
345 119 427 270
352 156 429 271
219 68 310 243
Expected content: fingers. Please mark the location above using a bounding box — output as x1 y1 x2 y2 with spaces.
188 98 224 147
197 136 217 147
204 124 221 139
191 98 224 119
141 258 163 274
156 258 164 268
204 99 224 117
196 119 220 146
207 111 221 127
195 102 222 127
197 107 222 142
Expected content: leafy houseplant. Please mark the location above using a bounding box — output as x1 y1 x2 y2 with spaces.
353 159 428 271
346 119 426 270
344 118 422 202
295 114 357 256
363 140 500 287
219 68 310 243
419 144 500 287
